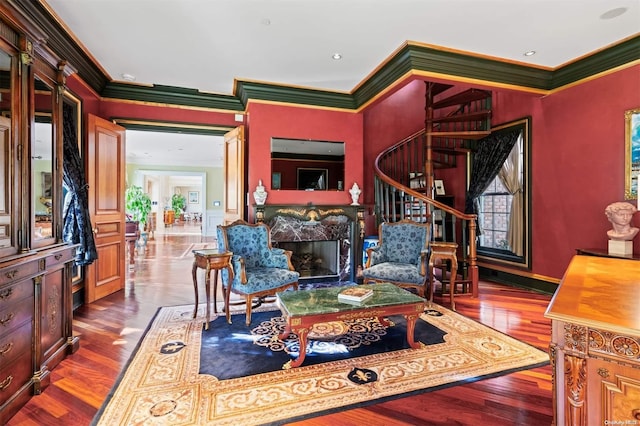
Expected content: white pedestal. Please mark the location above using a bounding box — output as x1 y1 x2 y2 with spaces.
608 240 633 255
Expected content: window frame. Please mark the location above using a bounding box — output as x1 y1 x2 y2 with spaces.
472 117 532 269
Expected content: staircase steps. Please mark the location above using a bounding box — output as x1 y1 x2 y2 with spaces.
431 130 490 140
431 88 491 109
431 109 492 124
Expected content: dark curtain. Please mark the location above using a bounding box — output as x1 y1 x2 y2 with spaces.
464 128 521 218
62 103 98 265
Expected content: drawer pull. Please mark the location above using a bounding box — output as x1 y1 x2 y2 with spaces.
54 254 63 260
597 367 609 378
4 270 17 279
0 288 13 300
0 313 14 327
0 375 12 391
0 342 13 356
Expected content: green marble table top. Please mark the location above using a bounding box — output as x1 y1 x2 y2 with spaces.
192 249 231 257
276 283 425 316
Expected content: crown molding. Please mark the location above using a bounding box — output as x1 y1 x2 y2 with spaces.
235 80 357 110
111 118 234 135
551 35 640 87
22 1 640 112
101 83 245 111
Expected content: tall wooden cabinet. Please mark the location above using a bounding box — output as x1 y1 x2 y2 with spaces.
545 255 640 426
0 6 80 423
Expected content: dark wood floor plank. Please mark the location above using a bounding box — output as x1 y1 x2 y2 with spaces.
7 225 554 425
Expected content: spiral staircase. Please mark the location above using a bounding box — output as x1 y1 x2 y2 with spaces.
372 81 492 298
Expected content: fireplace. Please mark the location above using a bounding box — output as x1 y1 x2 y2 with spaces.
255 205 365 282
278 240 339 278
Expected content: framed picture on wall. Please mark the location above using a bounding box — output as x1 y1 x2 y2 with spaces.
272 172 281 190
624 107 640 200
188 191 199 204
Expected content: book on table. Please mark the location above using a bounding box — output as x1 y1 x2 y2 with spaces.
338 286 374 303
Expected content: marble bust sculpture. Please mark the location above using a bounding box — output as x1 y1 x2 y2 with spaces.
605 201 639 241
349 182 361 205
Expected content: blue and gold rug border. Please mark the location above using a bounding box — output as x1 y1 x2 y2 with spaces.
92 303 549 425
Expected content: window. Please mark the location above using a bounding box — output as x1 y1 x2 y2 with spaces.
479 176 513 250
475 118 531 269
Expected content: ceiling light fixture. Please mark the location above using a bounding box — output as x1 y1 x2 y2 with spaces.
332 53 342 60
121 73 136 82
600 7 627 20
523 50 536 57
261 18 271 26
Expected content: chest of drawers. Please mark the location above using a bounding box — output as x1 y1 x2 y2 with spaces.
0 244 79 424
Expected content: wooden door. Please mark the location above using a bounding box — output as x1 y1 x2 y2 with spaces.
85 114 126 303
223 126 245 224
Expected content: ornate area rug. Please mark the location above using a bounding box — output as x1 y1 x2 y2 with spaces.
92 303 548 426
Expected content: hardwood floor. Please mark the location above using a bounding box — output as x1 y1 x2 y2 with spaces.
7 227 554 425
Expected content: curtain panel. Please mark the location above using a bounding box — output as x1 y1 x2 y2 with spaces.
62 103 98 265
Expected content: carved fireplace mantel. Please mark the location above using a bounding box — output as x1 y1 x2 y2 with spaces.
254 204 365 282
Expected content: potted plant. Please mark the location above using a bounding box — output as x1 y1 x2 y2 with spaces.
125 185 152 230
171 193 187 220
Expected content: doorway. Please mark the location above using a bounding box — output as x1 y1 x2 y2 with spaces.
124 127 227 238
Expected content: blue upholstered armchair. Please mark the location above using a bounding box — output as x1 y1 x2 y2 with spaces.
216 220 299 325
361 219 431 297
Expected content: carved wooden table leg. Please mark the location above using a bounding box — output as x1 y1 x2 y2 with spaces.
289 326 309 368
405 313 421 349
191 259 199 319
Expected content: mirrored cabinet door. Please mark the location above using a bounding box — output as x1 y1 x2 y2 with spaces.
0 48 15 256
32 76 55 247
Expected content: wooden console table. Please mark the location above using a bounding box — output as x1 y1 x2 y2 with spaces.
575 247 640 260
545 255 640 425
191 249 233 329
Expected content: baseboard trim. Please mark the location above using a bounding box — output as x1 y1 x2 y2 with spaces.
479 267 557 295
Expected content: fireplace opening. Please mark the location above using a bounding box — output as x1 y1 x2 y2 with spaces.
277 240 339 279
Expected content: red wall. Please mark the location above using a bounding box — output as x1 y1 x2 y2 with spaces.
69 64 640 280
245 102 363 221
532 65 640 277
362 66 640 279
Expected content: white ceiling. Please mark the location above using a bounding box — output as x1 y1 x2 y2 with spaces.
43 0 640 166
125 130 223 168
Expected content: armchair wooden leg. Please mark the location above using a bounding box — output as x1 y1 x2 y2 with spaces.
428 260 435 307
245 296 253 326
225 286 232 324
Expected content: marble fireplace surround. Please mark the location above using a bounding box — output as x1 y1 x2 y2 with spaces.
254 204 365 282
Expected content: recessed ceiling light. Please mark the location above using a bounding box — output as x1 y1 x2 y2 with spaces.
600 7 627 20
332 53 342 60
261 18 271 25
523 50 536 57
121 73 136 82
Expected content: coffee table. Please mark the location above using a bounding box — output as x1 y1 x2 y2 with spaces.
276 283 426 368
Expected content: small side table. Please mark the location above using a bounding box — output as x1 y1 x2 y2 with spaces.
192 249 233 329
428 241 458 311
